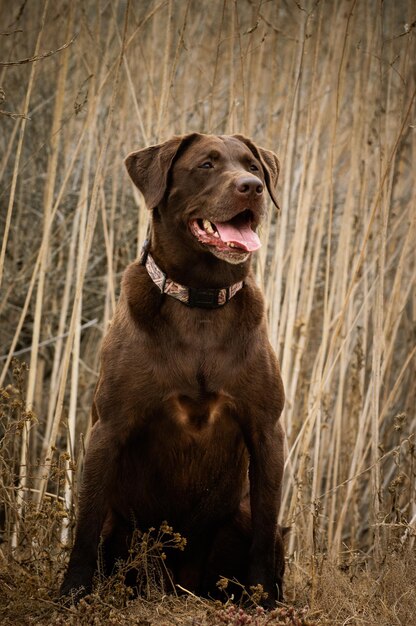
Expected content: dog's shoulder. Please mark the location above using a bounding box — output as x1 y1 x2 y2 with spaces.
120 259 162 324
238 271 266 329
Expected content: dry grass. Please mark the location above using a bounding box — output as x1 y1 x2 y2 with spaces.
0 0 415 624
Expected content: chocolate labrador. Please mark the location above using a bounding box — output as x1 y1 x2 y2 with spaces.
60 133 286 607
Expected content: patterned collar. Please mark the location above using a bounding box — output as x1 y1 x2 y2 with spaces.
140 244 244 309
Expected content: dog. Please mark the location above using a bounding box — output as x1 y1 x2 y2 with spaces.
60 133 286 607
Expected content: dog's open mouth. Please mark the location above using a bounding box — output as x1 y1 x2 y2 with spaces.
189 210 261 259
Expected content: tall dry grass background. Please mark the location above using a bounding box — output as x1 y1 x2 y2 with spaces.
0 0 415 623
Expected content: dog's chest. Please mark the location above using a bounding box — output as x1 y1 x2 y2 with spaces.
152 317 239 432
167 389 231 434
155 313 238 378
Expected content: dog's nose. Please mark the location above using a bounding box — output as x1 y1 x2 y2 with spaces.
236 176 263 196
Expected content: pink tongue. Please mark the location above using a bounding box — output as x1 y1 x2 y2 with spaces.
214 221 261 252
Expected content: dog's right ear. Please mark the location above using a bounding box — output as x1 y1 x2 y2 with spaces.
125 138 182 210
125 134 201 210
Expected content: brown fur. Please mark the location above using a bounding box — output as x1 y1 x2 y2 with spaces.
60 133 286 607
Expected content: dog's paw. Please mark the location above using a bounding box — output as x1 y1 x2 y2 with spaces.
59 569 93 605
247 572 284 610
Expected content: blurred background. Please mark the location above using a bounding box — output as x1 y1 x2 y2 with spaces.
0 0 415 622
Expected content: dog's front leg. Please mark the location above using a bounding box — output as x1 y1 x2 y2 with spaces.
247 420 284 606
60 420 116 600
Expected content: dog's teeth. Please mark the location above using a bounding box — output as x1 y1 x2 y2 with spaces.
203 219 215 234
228 242 235 248
214 231 220 238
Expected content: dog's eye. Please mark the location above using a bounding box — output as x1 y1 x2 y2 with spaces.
199 162 213 169
249 164 259 172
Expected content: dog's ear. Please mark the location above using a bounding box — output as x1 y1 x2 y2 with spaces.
125 137 182 210
232 134 280 210
125 134 201 210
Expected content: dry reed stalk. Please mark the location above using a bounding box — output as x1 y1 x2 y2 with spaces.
14 27 63 546
233 1 247 135
0 122 89 389
308 1 357 551
226 1 236 134
59 88 97 540
18 0 74 510
0 0 49 292
208 0 227 133
269 9 308 361
156 0 173 139
0 119 20 182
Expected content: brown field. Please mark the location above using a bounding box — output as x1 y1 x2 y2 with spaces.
0 1 415 624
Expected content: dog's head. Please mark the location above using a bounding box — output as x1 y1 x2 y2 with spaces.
125 133 280 266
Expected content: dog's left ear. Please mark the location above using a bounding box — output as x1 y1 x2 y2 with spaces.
232 134 280 210
125 134 201 210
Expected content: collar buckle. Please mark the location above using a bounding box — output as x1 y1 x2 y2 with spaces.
188 287 221 309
